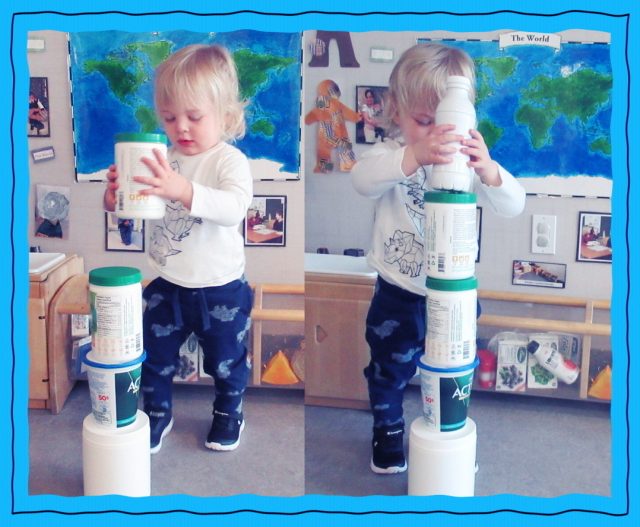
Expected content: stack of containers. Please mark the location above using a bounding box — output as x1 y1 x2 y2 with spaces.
81 266 150 497
408 76 480 497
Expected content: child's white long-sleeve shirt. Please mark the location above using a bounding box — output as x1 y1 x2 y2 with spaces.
148 141 253 288
351 138 525 296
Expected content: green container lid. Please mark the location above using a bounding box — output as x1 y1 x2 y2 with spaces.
426 276 477 291
89 266 142 287
115 132 167 144
424 191 476 204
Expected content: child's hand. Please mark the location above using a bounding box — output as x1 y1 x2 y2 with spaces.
103 164 119 212
137 149 194 209
461 129 501 186
403 124 462 175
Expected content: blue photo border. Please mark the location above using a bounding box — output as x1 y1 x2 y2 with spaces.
3 1 637 526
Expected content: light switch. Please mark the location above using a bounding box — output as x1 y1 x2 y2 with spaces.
531 214 556 254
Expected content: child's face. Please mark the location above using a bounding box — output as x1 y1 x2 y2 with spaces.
394 106 435 146
159 99 223 156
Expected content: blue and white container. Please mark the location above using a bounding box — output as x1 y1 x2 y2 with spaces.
83 351 146 429
418 356 479 432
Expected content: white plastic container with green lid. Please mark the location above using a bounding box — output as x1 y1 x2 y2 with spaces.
89 266 143 364
424 191 477 280
425 276 477 367
115 132 167 219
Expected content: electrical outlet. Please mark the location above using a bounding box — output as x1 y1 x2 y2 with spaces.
531 215 556 254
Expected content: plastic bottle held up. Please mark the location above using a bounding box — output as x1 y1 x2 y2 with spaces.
428 76 476 192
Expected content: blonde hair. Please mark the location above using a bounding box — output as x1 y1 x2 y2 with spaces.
154 44 246 142
385 43 476 136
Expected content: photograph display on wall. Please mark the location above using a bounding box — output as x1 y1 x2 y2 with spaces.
355 85 388 144
512 259 567 289
28 77 50 137
244 195 287 247
476 206 483 263
105 213 145 252
577 211 612 263
34 184 70 239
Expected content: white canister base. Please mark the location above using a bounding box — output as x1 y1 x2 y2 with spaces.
82 410 150 496
408 416 476 497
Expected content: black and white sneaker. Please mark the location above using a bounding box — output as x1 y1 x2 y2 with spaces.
370 426 407 474
148 411 173 455
205 410 245 451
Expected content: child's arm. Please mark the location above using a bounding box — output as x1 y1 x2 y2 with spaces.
351 140 408 198
463 128 526 217
189 152 253 226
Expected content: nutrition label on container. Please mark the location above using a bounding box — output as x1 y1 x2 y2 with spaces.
91 291 142 356
425 291 476 365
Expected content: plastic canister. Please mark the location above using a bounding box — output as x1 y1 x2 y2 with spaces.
115 132 167 219
408 416 476 496
425 276 477 367
83 351 145 429
418 356 479 432
429 76 476 192
424 191 477 280
89 266 143 363
82 411 150 496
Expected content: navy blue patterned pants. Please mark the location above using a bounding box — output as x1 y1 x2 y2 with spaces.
141 276 253 420
364 277 426 430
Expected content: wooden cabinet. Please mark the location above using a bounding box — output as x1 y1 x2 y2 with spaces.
29 254 84 412
304 271 375 409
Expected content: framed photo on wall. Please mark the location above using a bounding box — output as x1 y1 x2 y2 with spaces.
355 85 388 144
244 195 287 247
28 77 50 137
512 259 567 289
576 211 612 263
105 213 145 252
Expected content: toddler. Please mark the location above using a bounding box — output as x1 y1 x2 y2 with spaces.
351 43 526 474
104 44 253 453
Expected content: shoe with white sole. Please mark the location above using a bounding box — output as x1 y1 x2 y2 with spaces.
370 426 407 474
148 412 173 455
205 410 244 451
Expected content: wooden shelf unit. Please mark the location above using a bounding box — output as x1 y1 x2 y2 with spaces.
476 289 611 401
48 275 305 411
305 270 611 409
29 254 84 413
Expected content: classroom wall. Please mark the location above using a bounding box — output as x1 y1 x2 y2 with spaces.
302 30 612 301
26 30 304 288
27 29 613 302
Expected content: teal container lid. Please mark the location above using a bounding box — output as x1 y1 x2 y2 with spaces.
424 191 476 204
89 266 142 287
115 132 167 144
426 276 477 291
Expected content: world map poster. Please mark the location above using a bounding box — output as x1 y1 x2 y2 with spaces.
69 30 302 181
420 32 613 197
